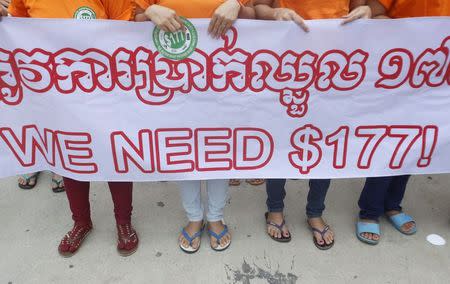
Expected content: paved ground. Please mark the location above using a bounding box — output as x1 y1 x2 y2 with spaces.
0 173 449 284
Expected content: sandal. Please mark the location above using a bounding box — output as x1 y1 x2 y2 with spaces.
229 179 241 186
309 222 334 250
179 224 204 254
58 222 93 258
51 176 65 193
208 223 231 252
18 172 40 190
386 212 417 235
117 223 139 257
245 179 265 186
265 212 291 243
356 221 380 245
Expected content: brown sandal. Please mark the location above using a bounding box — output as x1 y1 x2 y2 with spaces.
246 179 265 186
265 212 291 243
229 179 241 186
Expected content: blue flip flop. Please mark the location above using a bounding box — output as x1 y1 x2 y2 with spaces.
208 224 231 252
387 213 417 235
356 221 380 245
179 225 204 254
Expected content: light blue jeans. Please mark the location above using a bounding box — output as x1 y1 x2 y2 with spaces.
178 180 229 222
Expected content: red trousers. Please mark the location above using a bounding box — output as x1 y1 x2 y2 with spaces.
63 178 133 225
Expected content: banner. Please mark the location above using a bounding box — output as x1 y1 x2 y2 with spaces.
0 17 449 181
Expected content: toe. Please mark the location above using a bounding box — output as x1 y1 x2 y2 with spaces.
192 239 200 249
315 233 324 245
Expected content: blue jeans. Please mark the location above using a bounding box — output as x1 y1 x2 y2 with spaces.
358 175 410 221
178 180 229 222
266 179 331 218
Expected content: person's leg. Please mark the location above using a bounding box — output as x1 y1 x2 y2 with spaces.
307 179 334 246
64 178 91 225
178 181 204 250
108 182 133 225
108 182 138 256
358 177 391 241
306 179 330 218
206 179 231 249
384 175 415 233
265 179 290 239
58 178 92 257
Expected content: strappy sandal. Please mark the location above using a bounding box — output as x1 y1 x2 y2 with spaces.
51 176 65 193
229 179 241 186
179 224 204 254
309 222 334 250
246 179 265 186
265 212 291 243
208 223 231 252
18 172 40 190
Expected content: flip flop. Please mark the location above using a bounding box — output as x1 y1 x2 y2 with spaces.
18 172 40 190
265 212 291 243
386 213 417 235
309 223 334 250
229 179 241 186
52 177 65 193
179 224 204 254
356 221 380 245
246 179 265 186
208 224 231 252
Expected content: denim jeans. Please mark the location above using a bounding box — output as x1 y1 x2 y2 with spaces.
266 179 331 218
358 175 410 221
178 180 229 222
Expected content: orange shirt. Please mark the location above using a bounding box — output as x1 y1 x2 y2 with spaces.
379 0 450 18
135 0 250 18
8 0 135 20
278 0 350 20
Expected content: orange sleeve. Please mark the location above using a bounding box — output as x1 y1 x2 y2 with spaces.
8 0 29 17
377 0 394 10
135 0 155 9
103 0 135 20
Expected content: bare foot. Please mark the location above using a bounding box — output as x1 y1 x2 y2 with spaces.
358 218 380 241
266 212 290 239
308 217 334 245
179 221 203 250
208 221 231 249
51 173 65 192
385 210 415 233
18 172 38 188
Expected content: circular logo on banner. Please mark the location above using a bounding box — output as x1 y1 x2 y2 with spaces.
74 7 97 20
153 18 198 60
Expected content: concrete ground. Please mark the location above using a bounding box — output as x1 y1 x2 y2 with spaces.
0 173 449 284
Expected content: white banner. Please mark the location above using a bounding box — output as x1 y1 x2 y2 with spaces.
0 17 449 181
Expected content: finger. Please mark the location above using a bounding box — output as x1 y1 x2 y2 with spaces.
135 13 148 22
165 21 178 33
218 20 233 38
208 16 218 34
211 16 224 38
170 18 182 31
362 13 371 19
341 13 360 25
175 15 186 31
292 14 309 32
159 23 169 32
